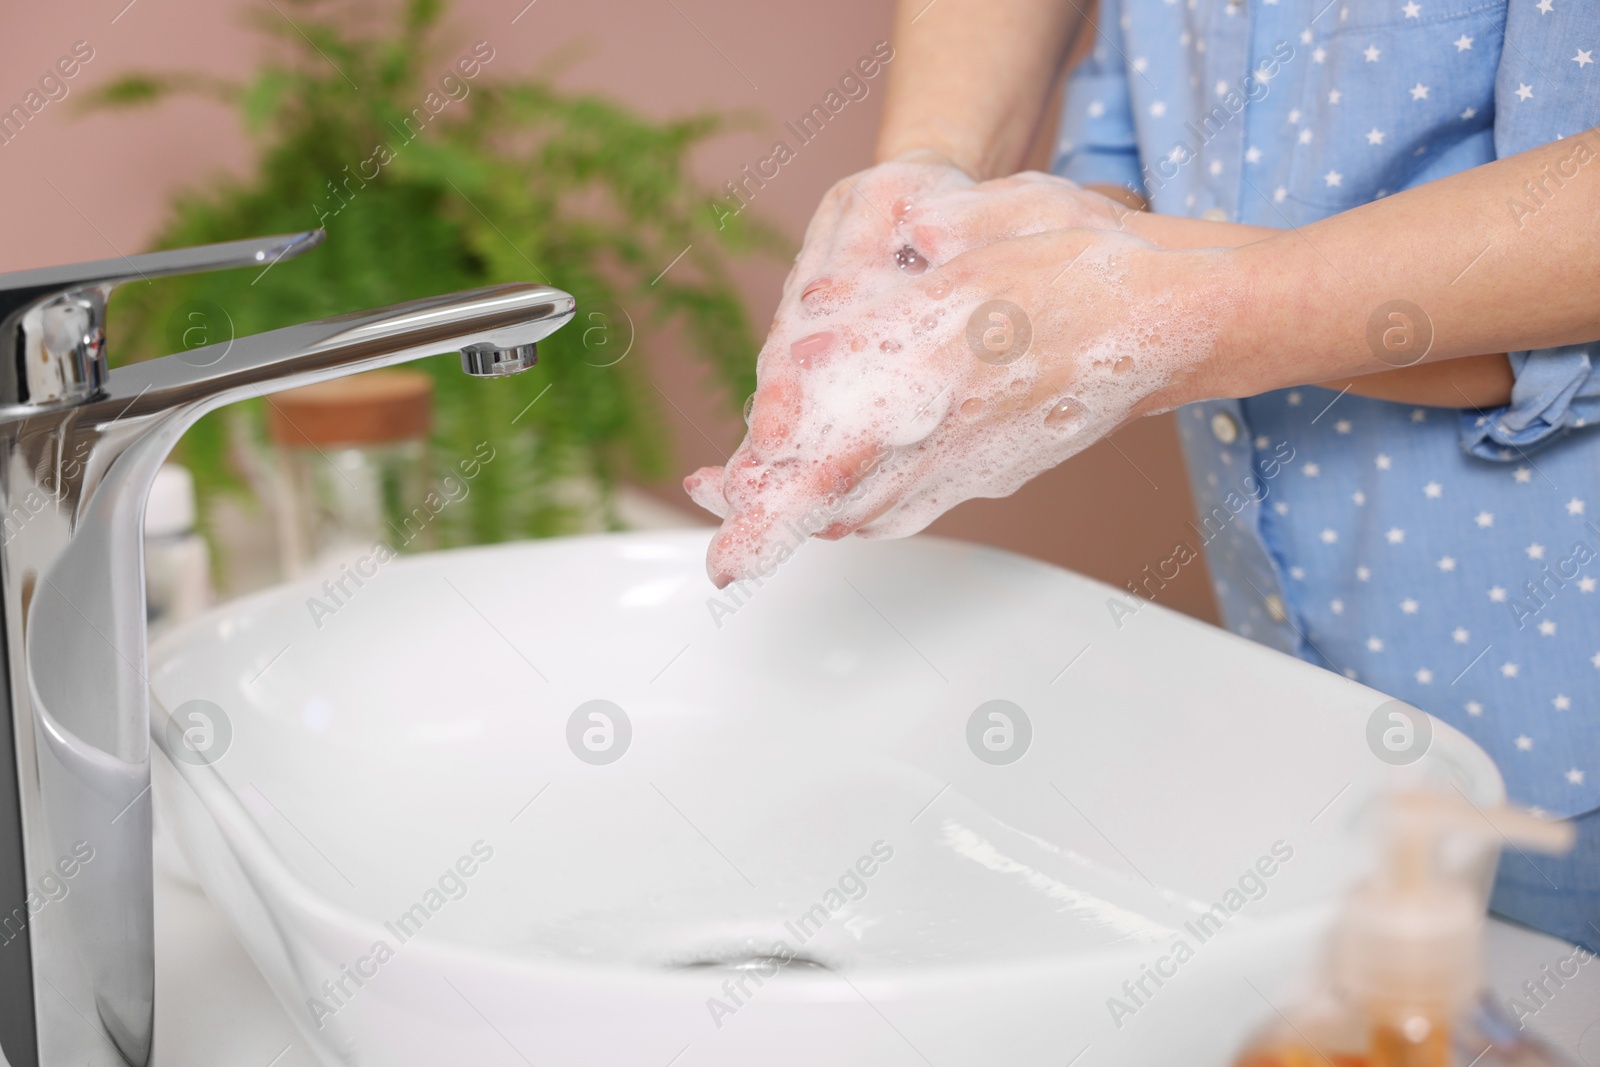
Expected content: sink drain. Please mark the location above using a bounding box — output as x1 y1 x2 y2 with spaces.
673 953 833 973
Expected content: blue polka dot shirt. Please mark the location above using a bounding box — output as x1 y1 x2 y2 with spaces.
1054 0 1600 817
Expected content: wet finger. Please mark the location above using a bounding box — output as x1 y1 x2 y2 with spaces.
682 465 730 519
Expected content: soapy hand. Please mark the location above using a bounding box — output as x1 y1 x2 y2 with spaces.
685 165 1230 588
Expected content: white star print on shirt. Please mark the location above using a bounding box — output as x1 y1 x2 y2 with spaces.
1438 556 1457 571
1516 83 1535 100
1387 528 1406 544
1465 701 1483 715
1553 693 1571 709
1453 627 1470 643
1475 511 1495 527
1514 466 1533 482
1539 620 1558 636
1415 667 1434 683
1576 50 1594 68
1402 0 1421 14
1364 44 1381 62
1502 662 1521 678
1424 481 1443 498
1246 146 1262 163
1568 769 1586 784
1580 577 1597 593
1367 128 1386 144
1489 586 1508 602
1401 598 1420 613
1535 0 1553 13
1376 454 1392 470
1454 34 1474 50
1411 83 1431 100
1517 735 1534 751
1568 498 1587 514
1325 170 1342 186
1527 542 1546 559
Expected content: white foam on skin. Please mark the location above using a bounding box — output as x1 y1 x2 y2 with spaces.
691 167 1228 585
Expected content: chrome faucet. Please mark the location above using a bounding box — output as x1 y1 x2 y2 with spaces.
0 231 574 1067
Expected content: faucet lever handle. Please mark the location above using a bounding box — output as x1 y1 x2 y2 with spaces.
0 230 324 408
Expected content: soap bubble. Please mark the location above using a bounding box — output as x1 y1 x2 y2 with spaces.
894 245 929 274
791 331 834 368
1044 397 1089 435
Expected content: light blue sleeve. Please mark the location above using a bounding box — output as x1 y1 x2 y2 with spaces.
1053 0 1145 197
1461 0 1600 460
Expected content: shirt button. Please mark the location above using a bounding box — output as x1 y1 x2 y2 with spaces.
1265 594 1288 623
1210 411 1240 444
1202 207 1229 221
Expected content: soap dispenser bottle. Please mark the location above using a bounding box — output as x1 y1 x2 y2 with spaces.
1232 791 1579 1067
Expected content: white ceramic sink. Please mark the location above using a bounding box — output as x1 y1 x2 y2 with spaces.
148 531 1503 1066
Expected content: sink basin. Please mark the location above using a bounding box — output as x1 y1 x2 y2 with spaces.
149 531 1503 1066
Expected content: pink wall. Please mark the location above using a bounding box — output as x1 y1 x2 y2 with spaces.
0 0 1218 623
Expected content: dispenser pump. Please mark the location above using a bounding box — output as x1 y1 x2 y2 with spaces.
1332 793 1574 1017
1232 791 1578 1067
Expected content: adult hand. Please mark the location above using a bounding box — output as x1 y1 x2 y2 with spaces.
685 171 1230 587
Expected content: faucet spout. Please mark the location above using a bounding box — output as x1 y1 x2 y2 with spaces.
96 282 572 424
0 236 574 1067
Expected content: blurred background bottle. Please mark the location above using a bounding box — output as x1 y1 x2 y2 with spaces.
144 463 213 638
267 368 434 577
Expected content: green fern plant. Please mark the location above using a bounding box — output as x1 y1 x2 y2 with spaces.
90 0 779 546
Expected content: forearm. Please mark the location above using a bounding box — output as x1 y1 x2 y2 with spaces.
1085 185 1513 406
875 0 1085 178
1192 129 1600 402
